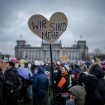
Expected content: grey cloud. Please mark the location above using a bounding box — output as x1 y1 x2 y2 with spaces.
0 0 105 54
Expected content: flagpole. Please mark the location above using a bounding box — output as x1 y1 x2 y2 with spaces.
20 34 22 39
80 35 82 40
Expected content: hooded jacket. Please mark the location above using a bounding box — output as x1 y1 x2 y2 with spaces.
32 67 49 96
69 85 86 105
78 73 104 105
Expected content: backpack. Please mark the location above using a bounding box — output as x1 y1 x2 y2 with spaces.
4 69 18 96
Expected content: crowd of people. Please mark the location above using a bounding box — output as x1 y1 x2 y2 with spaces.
53 55 105 105
0 60 49 105
0 55 105 105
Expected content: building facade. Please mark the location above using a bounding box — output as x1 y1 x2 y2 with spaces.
15 40 88 63
0 52 10 62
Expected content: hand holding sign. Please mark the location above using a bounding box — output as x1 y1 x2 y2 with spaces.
28 12 68 44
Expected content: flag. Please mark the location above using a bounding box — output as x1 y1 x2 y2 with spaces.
80 35 82 39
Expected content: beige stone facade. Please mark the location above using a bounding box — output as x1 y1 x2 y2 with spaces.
15 40 88 63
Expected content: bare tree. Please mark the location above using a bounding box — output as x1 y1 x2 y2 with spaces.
93 48 102 56
103 46 105 54
93 48 105 61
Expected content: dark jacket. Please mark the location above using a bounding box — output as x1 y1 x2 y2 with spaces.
32 67 49 97
0 71 5 105
4 67 22 90
4 67 22 100
0 72 5 91
78 73 98 93
89 64 105 79
78 73 104 105
89 64 105 103
84 90 104 105
54 70 78 93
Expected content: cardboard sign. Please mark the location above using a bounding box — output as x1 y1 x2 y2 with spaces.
28 12 68 44
60 56 69 62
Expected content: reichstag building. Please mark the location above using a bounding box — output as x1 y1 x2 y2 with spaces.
15 40 88 63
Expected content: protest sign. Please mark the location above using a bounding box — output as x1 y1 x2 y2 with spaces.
60 55 69 62
28 12 68 44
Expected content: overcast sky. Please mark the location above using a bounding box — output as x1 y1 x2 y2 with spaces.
0 0 105 55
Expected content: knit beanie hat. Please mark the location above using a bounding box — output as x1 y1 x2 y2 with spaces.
69 85 86 105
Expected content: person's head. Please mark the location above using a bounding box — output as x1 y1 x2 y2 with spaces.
69 85 86 105
7 61 15 67
6 61 15 70
24 63 28 68
37 66 44 74
89 62 105 78
93 55 102 63
80 74 98 93
74 64 80 69
55 66 61 71
60 66 67 74
31 64 36 70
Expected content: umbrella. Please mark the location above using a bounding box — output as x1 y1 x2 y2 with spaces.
17 67 33 80
101 61 105 65
102 64 105 69
101 61 105 69
19 59 27 64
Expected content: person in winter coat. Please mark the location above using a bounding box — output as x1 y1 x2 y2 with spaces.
4 61 22 105
54 65 78 105
68 85 86 105
54 66 62 93
70 64 81 80
0 67 5 105
56 66 78 105
32 66 49 105
57 66 70 93
78 73 104 105
89 56 105 104
18 63 33 104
